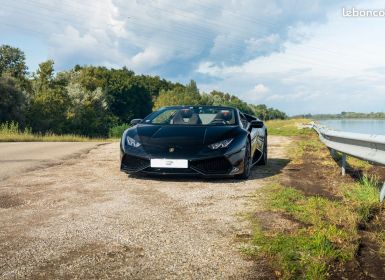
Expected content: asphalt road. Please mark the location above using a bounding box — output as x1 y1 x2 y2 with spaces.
0 137 291 279
0 142 103 181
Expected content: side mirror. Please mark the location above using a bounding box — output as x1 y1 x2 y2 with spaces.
130 119 143 126
250 120 264 129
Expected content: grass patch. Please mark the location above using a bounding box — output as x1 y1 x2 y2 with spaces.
266 119 313 137
287 132 326 165
342 175 382 223
249 183 358 279
253 230 338 280
346 156 372 172
246 127 384 279
0 122 114 142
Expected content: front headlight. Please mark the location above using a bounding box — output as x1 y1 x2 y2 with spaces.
126 135 141 148
208 138 233 149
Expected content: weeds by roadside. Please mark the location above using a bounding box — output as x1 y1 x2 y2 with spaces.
0 122 115 142
246 120 384 279
249 184 353 279
266 119 312 137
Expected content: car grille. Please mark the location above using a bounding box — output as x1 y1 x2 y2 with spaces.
121 154 150 172
190 157 232 174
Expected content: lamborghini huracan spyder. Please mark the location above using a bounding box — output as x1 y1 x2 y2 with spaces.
120 106 267 179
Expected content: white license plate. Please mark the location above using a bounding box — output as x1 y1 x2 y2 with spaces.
150 159 188 168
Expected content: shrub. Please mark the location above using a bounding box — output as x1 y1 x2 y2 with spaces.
109 123 130 138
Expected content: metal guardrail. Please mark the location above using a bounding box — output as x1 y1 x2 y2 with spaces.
309 122 385 202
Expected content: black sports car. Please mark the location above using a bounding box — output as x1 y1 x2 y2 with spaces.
120 105 267 179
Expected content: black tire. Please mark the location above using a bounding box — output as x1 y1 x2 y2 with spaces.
258 137 268 166
236 139 251 179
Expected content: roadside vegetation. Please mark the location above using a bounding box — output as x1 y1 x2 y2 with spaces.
266 118 312 137
247 119 385 279
0 122 110 142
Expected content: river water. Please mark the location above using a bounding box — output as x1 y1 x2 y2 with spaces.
318 119 385 136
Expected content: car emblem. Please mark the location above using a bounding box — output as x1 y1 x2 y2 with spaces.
169 147 175 153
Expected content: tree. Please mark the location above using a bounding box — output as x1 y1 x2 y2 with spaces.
185 80 199 95
153 80 201 110
0 75 26 124
250 104 286 120
250 104 268 120
34 60 55 91
28 60 70 133
134 74 176 100
66 77 116 137
106 69 152 122
76 66 111 91
0 45 28 79
201 90 254 114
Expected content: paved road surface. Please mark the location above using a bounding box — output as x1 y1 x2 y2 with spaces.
0 137 291 280
0 142 103 181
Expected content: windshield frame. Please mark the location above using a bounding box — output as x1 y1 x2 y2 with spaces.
141 106 240 126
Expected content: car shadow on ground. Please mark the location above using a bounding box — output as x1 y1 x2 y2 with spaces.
128 158 291 184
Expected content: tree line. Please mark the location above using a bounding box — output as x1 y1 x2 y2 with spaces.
294 112 385 120
0 45 287 137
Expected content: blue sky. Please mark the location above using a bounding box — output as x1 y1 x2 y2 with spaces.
1 0 385 115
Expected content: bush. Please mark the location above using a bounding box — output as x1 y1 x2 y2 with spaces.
109 123 130 138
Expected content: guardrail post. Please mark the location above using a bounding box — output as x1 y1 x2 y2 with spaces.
341 153 346 176
380 182 385 203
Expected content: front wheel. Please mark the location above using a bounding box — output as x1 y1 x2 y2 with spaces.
236 140 251 179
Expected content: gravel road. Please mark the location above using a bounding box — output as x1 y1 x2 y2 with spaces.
0 142 102 181
0 136 290 280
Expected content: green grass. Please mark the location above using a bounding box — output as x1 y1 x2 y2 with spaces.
266 119 313 136
289 135 326 164
246 126 384 279
248 183 358 280
252 230 337 280
346 156 372 172
343 175 382 223
0 122 113 142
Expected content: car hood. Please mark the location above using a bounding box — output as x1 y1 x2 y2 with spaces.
133 124 240 156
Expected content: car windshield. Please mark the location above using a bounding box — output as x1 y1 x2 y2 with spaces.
143 107 237 126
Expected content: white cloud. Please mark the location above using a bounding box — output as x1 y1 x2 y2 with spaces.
253 84 270 94
197 0 385 114
245 34 282 54
242 83 271 102
0 0 339 71
131 47 166 70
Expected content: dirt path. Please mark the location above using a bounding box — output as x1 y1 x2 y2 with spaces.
0 142 103 181
0 136 291 280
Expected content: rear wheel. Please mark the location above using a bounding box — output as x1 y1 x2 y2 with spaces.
258 137 268 166
236 139 251 179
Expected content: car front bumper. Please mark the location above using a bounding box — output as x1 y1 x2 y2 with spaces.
120 148 246 177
